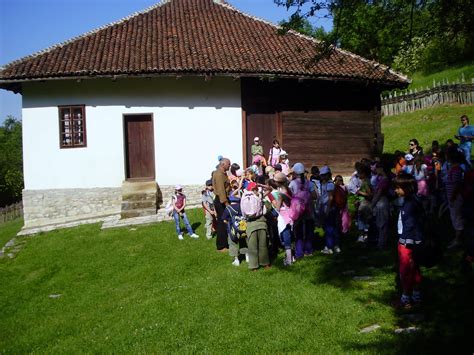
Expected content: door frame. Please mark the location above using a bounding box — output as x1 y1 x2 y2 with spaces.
123 113 156 181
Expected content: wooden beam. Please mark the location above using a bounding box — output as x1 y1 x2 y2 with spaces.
242 108 247 168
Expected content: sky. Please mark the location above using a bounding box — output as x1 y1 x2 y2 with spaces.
0 0 333 124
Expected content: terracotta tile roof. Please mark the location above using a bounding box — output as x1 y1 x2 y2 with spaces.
0 0 408 87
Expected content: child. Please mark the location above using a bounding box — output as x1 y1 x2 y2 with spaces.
319 166 340 254
251 155 265 184
228 163 241 183
393 151 406 175
334 175 350 236
356 165 373 243
267 172 294 265
289 162 314 259
309 166 322 226
251 137 267 166
241 182 270 270
222 194 247 266
403 154 415 174
278 151 290 175
370 163 390 249
201 180 216 240
393 173 424 309
268 139 282 167
172 185 200 240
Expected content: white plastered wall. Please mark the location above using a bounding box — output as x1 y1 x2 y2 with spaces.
22 77 243 189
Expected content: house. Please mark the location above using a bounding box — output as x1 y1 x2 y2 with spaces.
0 0 408 234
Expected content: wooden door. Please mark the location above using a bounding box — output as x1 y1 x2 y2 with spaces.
124 114 155 180
245 113 279 166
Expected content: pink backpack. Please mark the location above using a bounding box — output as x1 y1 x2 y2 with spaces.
240 190 263 218
289 180 311 222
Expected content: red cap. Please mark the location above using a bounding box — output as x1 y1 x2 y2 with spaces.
246 182 258 191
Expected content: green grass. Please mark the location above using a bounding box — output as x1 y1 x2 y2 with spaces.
1 210 473 353
0 218 23 247
407 62 474 91
382 104 473 154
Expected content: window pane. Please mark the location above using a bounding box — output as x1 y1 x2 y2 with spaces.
73 133 84 145
59 106 86 148
62 133 72 146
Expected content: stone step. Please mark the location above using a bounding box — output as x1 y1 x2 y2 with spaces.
122 181 157 194
122 192 157 202
121 208 157 219
121 200 156 211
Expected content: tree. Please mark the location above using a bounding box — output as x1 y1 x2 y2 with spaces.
0 116 23 207
274 0 474 74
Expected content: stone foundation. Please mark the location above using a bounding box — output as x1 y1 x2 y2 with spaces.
19 184 205 235
22 188 122 229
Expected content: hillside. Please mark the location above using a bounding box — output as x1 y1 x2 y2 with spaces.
382 104 473 154
406 62 474 91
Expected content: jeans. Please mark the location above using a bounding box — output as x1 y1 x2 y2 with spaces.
279 225 292 250
173 210 194 236
324 207 340 249
460 142 472 166
294 219 314 258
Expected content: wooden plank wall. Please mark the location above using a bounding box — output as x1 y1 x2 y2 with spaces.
241 78 384 174
282 111 377 175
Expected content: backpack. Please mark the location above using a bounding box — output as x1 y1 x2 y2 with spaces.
289 180 311 222
334 185 347 209
226 205 247 242
165 198 174 216
240 190 263 219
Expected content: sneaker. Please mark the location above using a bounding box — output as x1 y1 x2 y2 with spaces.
357 235 366 243
206 235 212 240
232 258 240 266
334 246 341 254
245 253 249 263
321 247 333 255
190 233 200 239
391 298 412 310
178 234 184 240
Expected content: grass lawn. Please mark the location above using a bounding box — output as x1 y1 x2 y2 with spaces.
0 218 23 248
382 104 474 155
407 62 474 91
0 210 473 353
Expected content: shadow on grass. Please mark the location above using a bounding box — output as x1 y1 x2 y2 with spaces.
279 209 473 353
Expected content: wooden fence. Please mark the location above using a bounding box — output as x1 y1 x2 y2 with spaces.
0 202 23 224
382 78 474 116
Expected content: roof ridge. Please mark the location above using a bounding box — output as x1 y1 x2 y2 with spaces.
217 0 409 83
1 0 171 70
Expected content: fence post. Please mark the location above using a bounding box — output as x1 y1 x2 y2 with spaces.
0 201 23 225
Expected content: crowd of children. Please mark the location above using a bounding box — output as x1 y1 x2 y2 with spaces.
170 115 473 308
